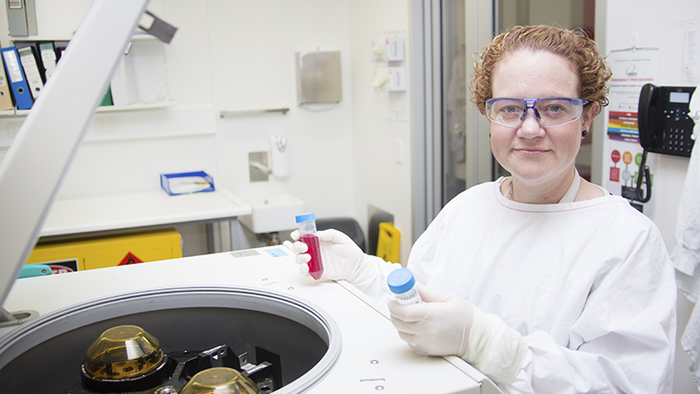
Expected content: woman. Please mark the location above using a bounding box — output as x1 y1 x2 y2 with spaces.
288 25 676 393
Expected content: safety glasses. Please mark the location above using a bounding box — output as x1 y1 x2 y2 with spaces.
485 97 589 128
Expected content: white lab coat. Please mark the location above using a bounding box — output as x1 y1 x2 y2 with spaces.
671 81 700 387
406 180 676 393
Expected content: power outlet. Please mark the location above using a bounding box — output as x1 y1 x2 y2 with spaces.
394 140 404 164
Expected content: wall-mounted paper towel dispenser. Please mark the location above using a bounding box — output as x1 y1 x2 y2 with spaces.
295 51 342 106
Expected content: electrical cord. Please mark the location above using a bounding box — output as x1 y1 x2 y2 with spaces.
635 150 652 203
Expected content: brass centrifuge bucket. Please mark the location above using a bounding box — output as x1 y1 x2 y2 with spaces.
180 367 259 394
84 324 164 380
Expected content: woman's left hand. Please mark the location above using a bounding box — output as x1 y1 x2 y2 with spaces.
388 283 474 357
388 283 528 385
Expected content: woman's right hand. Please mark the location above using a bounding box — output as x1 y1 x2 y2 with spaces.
285 229 367 281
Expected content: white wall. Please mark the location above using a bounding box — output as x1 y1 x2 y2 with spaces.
0 0 413 259
199 0 357 245
601 1 700 392
348 1 413 263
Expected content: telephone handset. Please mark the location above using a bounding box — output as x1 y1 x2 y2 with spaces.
637 84 660 152
632 84 697 203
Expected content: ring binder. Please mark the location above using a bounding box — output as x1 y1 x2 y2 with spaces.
1 46 33 110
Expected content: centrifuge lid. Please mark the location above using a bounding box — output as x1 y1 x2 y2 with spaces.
0 0 151 310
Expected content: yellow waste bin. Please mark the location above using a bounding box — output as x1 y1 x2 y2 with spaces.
25 228 182 274
376 222 401 264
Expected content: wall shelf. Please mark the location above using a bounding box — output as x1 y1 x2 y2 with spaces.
94 100 175 113
0 32 172 118
9 32 157 44
0 100 175 118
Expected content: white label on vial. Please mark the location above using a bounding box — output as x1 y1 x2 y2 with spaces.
394 288 422 305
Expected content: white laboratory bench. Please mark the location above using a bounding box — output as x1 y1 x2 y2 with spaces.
39 186 251 251
0 246 502 394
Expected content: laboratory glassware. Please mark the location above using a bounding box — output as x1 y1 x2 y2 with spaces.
387 268 422 305
295 213 324 280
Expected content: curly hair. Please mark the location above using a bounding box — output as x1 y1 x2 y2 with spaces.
470 25 611 116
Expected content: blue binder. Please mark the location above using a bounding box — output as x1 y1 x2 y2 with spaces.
1 46 33 110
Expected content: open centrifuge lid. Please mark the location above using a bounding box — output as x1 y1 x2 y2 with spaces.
0 0 154 314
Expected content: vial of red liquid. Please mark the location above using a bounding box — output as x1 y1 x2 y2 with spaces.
295 213 324 280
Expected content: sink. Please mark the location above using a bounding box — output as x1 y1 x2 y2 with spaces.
239 193 305 233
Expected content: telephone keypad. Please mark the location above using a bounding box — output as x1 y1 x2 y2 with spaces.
659 107 694 157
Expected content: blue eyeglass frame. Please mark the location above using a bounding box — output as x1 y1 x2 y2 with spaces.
485 97 590 123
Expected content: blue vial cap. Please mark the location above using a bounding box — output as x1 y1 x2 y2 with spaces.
295 212 316 223
387 268 416 294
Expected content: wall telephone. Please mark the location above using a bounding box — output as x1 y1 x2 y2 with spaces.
631 83 697 202
638 83 696 157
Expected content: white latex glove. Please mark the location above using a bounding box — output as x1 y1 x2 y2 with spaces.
388 283 473 357
284 229 379 287
388 283 528 385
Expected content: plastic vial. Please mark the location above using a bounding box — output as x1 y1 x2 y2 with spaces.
387 268 422 305
295 213 324 280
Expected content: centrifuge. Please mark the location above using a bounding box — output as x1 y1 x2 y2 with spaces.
0 1 501 392
0 247 500 393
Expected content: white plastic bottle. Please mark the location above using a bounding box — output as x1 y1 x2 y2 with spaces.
387 268 422 305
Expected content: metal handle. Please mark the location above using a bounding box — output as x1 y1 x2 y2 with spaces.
220 108 290 118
